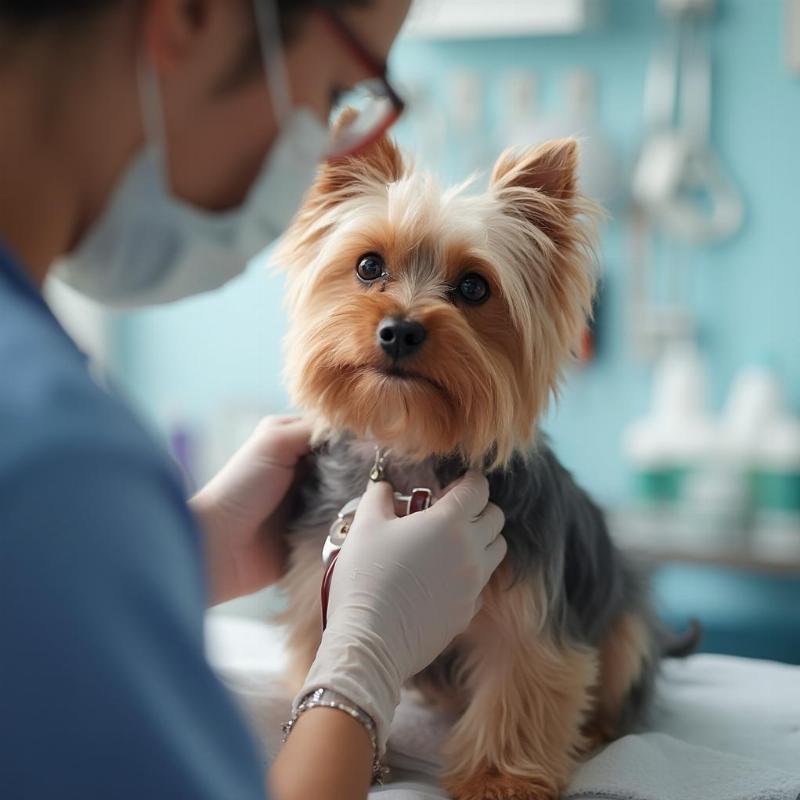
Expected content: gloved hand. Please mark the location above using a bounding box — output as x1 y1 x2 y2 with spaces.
190 416 312 605
296 471 507 752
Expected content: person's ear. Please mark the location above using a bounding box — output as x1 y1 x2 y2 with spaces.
142 0 208 72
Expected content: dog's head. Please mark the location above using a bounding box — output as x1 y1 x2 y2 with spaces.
277 134 598 467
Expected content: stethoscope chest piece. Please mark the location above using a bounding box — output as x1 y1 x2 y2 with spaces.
322 446 432 569
323 497 361 567
321 488 433 569
319 449 434 630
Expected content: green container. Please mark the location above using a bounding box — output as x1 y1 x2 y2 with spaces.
634 467 688 504
753 470 800 513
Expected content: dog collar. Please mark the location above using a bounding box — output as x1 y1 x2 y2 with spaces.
320 447 433 630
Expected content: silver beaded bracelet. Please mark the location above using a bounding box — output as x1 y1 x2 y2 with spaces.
282 688 389 785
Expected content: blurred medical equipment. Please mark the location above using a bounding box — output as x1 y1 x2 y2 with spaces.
506 70 622 209
725 368 800 557
623 348 800 561
622 343 729 544
633 0 743 244
504 70 540 144
404 0 604 39
623 343 715 503
788 0 800 74
629 0 743 360
448 70 493 176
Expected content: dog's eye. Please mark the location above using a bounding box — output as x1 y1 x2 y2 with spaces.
356 253 385 283
457 273 490 305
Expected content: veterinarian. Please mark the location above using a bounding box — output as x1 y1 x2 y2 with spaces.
0 1 508 799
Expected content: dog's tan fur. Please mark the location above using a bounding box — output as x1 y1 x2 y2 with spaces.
278 135 597 469
438 567 598 800
275 134 648 799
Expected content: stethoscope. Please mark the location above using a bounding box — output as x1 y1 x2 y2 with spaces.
319 447 433 630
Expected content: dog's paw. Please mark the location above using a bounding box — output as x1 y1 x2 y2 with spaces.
443 771 560 800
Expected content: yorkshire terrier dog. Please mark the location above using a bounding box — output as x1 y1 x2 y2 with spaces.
274 133 659 800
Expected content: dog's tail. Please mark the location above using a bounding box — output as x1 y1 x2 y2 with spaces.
660 618 703 658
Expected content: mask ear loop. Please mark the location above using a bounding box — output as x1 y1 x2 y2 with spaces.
135 55 172 190
252 0 293 128
138 1 314 186
135 0 292 190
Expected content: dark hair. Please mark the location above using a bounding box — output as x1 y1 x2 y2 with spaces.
0 0 372 89
0 1 368 38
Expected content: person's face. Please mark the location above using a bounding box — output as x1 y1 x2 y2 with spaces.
147 0 412 212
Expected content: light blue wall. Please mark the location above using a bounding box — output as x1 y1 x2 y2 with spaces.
114 0 800 504
114 249 291 424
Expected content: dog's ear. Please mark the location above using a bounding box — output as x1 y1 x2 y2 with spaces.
275 116 405 272
491 138 578 201
490 139 580 244
487 137 598 361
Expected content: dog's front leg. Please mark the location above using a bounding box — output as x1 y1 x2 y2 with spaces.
441 573 597 800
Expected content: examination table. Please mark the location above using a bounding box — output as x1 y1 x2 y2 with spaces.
206 615 800 800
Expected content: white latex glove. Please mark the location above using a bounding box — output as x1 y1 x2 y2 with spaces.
296 471 507 752
190 416 312 604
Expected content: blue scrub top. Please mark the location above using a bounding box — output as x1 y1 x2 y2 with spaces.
0 244 267 799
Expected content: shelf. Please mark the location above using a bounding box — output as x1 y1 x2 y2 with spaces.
402 0 603 40
617 542 800 577
789 0 800 74
610 508 800 576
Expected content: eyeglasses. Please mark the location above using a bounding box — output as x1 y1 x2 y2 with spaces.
321 10 406 159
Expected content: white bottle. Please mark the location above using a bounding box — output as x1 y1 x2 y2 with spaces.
752 414 800 560
714 365 796 556
719 366 786 464
622 342 720 547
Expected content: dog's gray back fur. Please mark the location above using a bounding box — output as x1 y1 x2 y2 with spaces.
289 434 657 732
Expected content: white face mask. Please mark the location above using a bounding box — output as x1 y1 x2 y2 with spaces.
55 1 328 308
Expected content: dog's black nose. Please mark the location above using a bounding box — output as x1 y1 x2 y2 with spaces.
377 318 427 360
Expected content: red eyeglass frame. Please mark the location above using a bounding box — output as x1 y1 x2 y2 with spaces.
320 9 406 158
